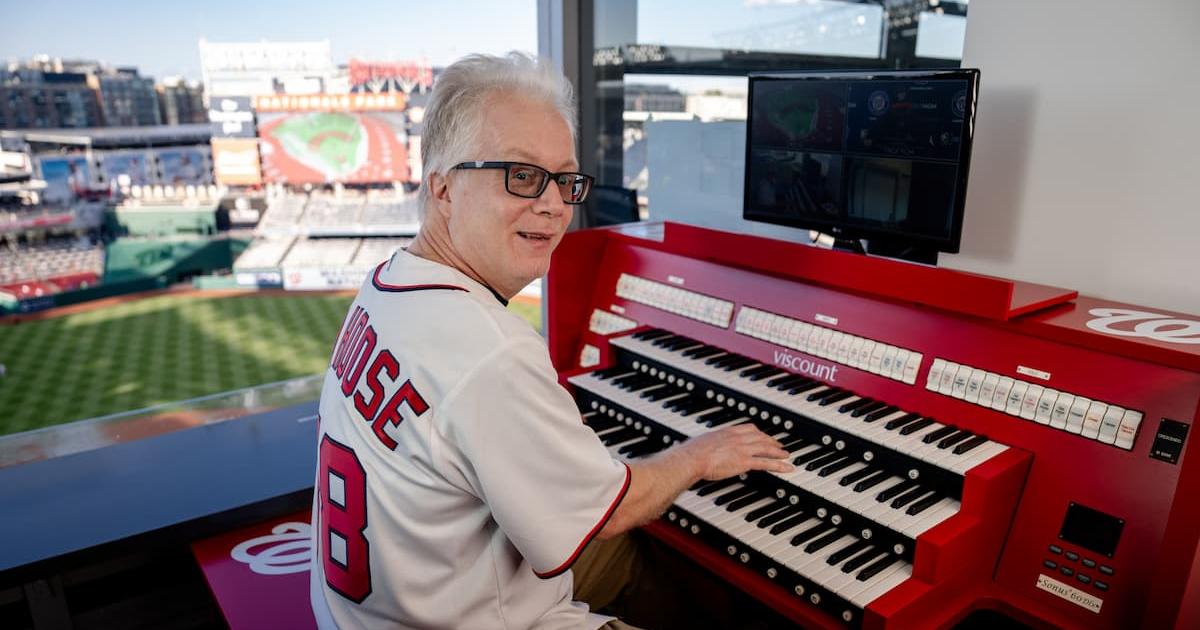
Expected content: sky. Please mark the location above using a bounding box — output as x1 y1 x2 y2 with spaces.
0 0 962 91
0 0 540 80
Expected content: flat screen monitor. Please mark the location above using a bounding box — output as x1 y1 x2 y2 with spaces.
743 69 979 255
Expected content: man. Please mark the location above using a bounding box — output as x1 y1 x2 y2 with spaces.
310 52 792 629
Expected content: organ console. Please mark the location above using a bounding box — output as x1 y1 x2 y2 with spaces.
547 222 1200 629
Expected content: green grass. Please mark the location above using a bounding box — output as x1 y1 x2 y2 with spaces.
0 292 544 437
0 293 354 436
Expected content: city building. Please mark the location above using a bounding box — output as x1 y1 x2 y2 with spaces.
198 39 338 99
156 77 206 125
97 68 161 127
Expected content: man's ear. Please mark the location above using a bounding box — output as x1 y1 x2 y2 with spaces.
429 172 452 208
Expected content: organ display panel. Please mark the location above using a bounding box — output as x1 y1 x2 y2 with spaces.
547 222 1200 630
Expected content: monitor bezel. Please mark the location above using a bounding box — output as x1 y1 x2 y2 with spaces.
742 68 980 254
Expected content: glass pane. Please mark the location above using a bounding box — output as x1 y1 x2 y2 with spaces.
586 0 971 214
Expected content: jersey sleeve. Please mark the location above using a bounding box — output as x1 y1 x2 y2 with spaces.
442 337 631 578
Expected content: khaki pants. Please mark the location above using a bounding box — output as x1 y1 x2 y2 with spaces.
573 533 645 630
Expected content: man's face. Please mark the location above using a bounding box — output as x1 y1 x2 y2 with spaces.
441 92 576 297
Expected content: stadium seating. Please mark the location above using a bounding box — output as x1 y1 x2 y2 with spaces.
279 238 362 268
351 237 412 267
233 237 296 270
257 191 420 237
0 239 105 286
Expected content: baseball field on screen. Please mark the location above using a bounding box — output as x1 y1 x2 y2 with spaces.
0 291 543 437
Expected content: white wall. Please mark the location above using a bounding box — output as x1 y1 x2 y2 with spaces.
648 0 1200 315
950 0 1200 314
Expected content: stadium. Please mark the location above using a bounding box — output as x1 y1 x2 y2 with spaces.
5 2 1200 630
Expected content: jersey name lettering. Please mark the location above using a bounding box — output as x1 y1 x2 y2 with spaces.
330 305 430 450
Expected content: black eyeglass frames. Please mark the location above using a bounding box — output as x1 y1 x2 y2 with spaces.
452 161 594 205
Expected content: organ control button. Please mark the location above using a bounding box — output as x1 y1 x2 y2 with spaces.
1048 545 1063 555
1050 394 1074 430
869 343 887 374
1060 566 1074 577
891 349 910 380
1082 558 1097 568
939 361 960 395
1114 410 1143 450
857 339 876 368
965 368 986 403
926 359 947 390
1020 385 1044 420
1097 406 1125 444
1066 397 1092 434
880 345 898 374
1034 389 1058 425
1005 381 1029 416
1099 565 1114 576
1065 551 1079 562
951 365 971 399
1094 581 1109 591
902 352 922 384
848 337 866 368
1077 574 1091 585
978 373 1000 405
1081 401 1109 439
1043 560 1058 570
991 377 1015 411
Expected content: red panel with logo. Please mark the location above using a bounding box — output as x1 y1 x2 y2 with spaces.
547 222 1200 629
191 511 317 630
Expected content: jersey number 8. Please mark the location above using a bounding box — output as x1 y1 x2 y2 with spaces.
318 436 372 603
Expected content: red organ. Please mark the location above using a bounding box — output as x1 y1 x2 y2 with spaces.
547 222 1200 629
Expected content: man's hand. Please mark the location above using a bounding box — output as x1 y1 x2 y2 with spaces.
678 424 794 481
596 423 794 539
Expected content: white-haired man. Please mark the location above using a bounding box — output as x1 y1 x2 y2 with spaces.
310 52 793 629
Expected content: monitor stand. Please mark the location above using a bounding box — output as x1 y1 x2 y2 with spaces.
829 235 940 266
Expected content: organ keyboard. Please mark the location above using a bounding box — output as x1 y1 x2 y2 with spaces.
547 223 1200 629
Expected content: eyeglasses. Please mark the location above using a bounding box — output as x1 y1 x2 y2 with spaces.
453 161 594 205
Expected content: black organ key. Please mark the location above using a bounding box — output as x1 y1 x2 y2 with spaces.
602 428 641 445
922 425 959 444
889 486 929 509
696 478 741 497
857 554 900 581
621 440 661 458
839 465 878 487
714 485 758 506
876 480 917 503
769 511 812 535
803 529 844 553
725 490 768 512
850 400 887 417
854 471 892 493
793 447 833 467
739 364 775 379
796 446 835 465
906 492 945 516
614 439 652 453
706 410 743 427
838 398 874 414
842 550 884 574
937 431 973 450
818 457 856 478
899 418 935 436
745 500 790 523
782 438 809 453
827 540 873 566
747 367 784 381
633 328 670 340
644 386 683 401
804 452 845 472
788 381 823 395
884 412 923 431
818 390 854 406
759 503 805 528
767 373 806 388
593 365 628 379
650 334 683 347
722 357 756 371
790 523 831 546
682 344 720 358
953 434 990 454
863 405 900 422
806 387 840 403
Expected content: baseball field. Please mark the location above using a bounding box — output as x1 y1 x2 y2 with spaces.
0 292 542 437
